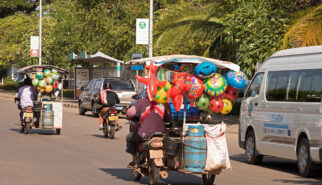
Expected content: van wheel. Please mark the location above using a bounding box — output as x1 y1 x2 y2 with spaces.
297 138 317 177
245 130 263 164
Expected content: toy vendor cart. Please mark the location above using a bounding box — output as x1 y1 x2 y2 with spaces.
16 65 69 135
127 55 242 185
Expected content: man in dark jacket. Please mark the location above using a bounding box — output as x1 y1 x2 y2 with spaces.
126 97 171 166
98 83 120 129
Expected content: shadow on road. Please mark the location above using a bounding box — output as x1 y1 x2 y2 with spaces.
230 153 322 182
100 168 207 185
9 128 57 135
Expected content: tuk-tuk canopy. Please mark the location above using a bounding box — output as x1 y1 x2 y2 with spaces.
126 54 240 72
17 65 69 74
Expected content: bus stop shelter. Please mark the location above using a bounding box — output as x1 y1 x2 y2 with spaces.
74 51 124 98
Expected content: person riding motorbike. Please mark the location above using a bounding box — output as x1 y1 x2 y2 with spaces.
97 83 120 129
14 77 38 123
126 97 171 166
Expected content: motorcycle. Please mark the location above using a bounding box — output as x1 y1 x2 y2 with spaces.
102 106 119 139
132 132 167 185
21 107 34 134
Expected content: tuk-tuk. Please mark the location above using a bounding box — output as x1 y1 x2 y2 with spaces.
126 55 241 185
16 65 69 135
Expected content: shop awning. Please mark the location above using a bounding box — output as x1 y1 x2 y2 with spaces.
81 51 123 64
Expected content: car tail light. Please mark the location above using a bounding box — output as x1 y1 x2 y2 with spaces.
109 109 116 114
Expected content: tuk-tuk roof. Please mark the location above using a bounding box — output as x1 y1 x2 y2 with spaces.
126 54 240 71
17 65 69 74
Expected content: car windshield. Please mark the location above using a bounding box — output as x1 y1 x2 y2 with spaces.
104 80 135 91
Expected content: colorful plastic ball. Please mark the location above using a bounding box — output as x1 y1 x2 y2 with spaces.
154 81 172 104
32 78 39 87
209 98 224 113
45 77 54 85
52 69 58 73
204 73 227 96
225 70 248 89
52 80 59 89
185 75 204 100
196 94 210 111
223 86 238 101
38 87 45 93
39 80 47 87
220 99 233 115
194 62 217 78
45 85 53 93
36 71 44 79
44 69 51 77
31 73 37 80
52 72 60 80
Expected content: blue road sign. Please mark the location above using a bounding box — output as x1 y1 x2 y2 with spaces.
131 65 143 71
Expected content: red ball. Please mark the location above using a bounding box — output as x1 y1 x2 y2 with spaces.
224 86 238 101
52 80 59 89
209 98 224 113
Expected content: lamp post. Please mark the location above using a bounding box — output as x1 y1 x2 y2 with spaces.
149 0 153 57
39 0 42 65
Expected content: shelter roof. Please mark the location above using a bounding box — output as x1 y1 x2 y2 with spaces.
80 51 123 64
17 65 69 74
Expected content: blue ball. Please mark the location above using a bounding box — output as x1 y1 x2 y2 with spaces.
194 62 217 78
225 70 248 89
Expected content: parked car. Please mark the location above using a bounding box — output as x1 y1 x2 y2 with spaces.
78 78 136 116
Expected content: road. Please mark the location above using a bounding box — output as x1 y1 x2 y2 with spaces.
0 97 321 185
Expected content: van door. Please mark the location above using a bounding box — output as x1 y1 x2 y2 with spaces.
240 72 264 147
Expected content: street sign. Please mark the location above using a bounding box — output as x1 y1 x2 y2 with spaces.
136 18 149 45
131 65 143 71
131 53 144 60
30 36 39 57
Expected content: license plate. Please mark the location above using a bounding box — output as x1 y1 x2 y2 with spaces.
108 116 118 121
149 150 164 159
24 113 33 118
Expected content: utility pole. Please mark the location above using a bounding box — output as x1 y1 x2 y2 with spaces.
149 0 153 57
39 0 42 65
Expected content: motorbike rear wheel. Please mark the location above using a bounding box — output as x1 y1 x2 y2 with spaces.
109 124 115 139
103 121 108 138
149 161 160 185
202 174 216 185
133 169 142 181
23 123 31 135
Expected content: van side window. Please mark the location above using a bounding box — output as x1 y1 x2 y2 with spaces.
90 80 97 89
266 69 322 102
86 81 93 90
245 72 264 97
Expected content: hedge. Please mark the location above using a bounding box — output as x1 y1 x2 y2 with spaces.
63 89 74 98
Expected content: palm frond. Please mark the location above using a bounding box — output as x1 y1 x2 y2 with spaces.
281 4 322 49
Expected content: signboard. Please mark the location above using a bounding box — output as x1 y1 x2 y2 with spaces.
131 53 144 60
136 18 149 45
131 65 143 71
30 36 39 57
75 68 90 89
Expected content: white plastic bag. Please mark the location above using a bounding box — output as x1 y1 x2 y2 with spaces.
204 122 231 172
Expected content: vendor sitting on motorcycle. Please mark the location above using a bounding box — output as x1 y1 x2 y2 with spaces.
97 83 120 129
14 77 38 122
126 97 171 166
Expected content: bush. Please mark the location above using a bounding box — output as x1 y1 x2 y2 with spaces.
0 77 21 91
63 89 74 98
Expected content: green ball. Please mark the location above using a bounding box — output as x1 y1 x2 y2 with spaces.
36 71 44 79
32 78 39 87
45 77 54 85
196 94 210 111
44 69 51 77
52 72 60 80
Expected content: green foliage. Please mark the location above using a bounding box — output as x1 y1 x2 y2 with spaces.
63 89 74 98
1 76 20 91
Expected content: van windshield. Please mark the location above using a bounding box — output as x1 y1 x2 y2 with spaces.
104 80 134 91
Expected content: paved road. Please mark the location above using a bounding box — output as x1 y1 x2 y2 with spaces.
0 98 321 185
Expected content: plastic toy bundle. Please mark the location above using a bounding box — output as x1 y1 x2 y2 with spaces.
31 69 61 95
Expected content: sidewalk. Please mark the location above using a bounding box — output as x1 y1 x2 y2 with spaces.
0 89 79 109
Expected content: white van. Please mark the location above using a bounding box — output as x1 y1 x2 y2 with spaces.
239 45 322 177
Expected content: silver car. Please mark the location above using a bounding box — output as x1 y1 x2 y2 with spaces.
78 78 136 116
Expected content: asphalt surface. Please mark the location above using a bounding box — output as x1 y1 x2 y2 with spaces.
0 97 321 185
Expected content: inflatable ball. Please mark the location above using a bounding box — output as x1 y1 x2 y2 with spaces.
36 71 44 79
204 73 227 96
225 70 248 89
44 69 51 77
185 75 204 100
154 81 172 104
32 78 39 87
220 99 233 115
209 98 224 113
196 94 210 111
39 80 47 87
194 62 217 78
223 86 238 101
45 85 53 93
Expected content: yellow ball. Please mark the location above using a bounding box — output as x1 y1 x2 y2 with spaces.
45 85 53 93
220 99 232 115
38 87 45 93
154 81 172 104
